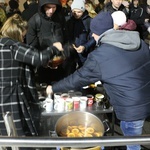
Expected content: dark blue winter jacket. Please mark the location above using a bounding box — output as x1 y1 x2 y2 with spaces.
52 29 150 121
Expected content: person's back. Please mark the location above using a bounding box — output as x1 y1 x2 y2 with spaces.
93 32 150 120
0 13 64 143
0 13 40 140
46 12 150 150
22 0 38 21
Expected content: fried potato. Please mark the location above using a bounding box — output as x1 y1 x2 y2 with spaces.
78 125 85 131
72 128 79 134
67 133 75 137
75 132 83 137
83 133 93 137
85 127 95 134
93 132 103 137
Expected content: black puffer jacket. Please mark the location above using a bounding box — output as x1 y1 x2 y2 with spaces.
22 2 38 21
103 2 129 18
26 0 66 50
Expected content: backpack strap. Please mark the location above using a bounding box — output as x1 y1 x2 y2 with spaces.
34 13 42 37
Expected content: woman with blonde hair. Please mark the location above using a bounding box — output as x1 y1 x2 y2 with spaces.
0 14 63 149
85 0 97 18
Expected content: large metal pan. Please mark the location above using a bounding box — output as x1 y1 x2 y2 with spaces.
55 111 107 138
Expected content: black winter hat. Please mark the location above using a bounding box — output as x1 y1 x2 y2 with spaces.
9 0 19 10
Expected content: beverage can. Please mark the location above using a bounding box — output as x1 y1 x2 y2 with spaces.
65 98 73 111
87 94 94 107
72 97 80 110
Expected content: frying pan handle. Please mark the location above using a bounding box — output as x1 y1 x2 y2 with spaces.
103 119 110 132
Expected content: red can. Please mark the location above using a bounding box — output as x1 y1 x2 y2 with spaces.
87 94 94 107
72 97 80 110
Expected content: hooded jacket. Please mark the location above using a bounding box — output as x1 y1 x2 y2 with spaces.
21 1 38 21
52 29 150 121
26 0 66 50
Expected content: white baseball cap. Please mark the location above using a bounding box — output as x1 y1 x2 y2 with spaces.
111 11 127 26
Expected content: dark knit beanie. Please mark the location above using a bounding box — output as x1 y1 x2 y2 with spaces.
98 0 105 3
90 11 113 35
9 0 19 10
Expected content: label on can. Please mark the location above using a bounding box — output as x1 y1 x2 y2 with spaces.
87 94 94 107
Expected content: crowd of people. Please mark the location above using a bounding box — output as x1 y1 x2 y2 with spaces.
0 0 150 150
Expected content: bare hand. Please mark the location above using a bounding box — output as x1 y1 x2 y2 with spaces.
53 42 63 51
73 44 85 53
46 85 53 95
145 19 149 23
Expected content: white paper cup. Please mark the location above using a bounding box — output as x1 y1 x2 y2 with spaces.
54 98 65 112
43 99 53 112
80 96 87 109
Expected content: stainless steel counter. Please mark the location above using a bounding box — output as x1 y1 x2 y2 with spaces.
41 104 113 116
39 104 115 137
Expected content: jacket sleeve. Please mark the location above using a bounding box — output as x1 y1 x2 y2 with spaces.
11 42 61 67
83 36 96 53
26 16 39 48
52 54 101 93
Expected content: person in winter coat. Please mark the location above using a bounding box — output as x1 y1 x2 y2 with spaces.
7 0 21 18
21 0 38 21
61 0 73 21
95 0 105 14
26 0 68 84
46 11 150 150
65 0 96 69
129 0 149 39
103 0 129 18
0 14 63 149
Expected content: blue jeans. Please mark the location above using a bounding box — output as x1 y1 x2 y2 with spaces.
120 120 145 150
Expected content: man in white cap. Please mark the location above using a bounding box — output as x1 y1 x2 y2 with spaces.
111 10 137 31
65 0 96 71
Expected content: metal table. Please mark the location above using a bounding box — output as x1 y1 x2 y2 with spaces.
40 104 115 137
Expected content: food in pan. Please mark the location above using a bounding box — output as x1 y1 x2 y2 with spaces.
60 128 70 136
85 127 95 134
93 132 103 137
59 125 102 137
